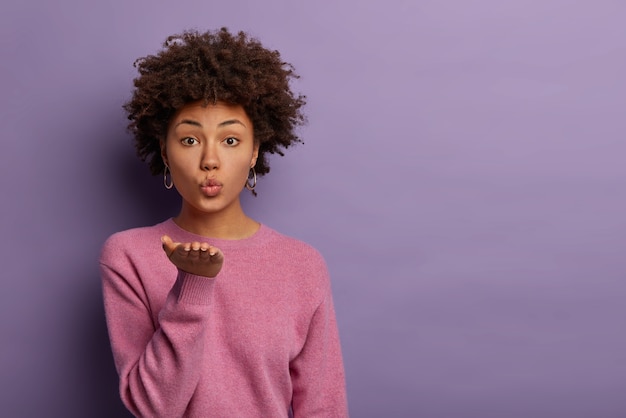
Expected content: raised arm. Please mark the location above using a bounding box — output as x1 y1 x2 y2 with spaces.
100 235 221 417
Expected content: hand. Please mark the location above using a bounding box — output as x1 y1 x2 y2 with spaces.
161 235 224 278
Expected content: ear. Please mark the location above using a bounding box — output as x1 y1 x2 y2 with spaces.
160 140 169 167
251 142 260 168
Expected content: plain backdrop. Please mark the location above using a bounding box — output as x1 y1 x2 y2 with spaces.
1 1 625 417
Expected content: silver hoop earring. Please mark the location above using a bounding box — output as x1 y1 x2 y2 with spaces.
245 167 257 191
163 165 174 190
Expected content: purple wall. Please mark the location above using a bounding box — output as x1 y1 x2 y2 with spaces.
2 1 625 416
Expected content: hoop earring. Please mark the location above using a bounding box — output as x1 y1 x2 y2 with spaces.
245 167 257 191
163 165 174 190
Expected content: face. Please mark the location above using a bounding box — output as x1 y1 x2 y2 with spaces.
161 101 259 220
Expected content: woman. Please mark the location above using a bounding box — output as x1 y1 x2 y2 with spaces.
99 28 348 417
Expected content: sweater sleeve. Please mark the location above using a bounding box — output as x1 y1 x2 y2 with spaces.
100 247 214 417
290 279 349 417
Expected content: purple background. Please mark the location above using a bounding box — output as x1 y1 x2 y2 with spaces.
1 1 625 417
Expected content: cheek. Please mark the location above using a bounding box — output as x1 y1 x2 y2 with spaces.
239 156 255 173
231 163 250 182
168 147 197 169
231 151 255 168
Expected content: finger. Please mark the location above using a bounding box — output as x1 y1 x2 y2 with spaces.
208 246 223 259
161 235 180 257
186 241 207 260
198 248 211 260
198 243 210 259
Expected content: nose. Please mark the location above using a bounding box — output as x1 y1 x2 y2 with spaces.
201 142 219 171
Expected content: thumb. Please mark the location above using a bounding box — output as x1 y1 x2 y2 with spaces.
161 235 178 257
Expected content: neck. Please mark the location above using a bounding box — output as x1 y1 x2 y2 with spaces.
174 202 259 240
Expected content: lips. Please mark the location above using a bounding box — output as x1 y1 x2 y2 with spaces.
200 179 222 197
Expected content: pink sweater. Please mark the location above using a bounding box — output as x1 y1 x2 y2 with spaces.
99 219 348 417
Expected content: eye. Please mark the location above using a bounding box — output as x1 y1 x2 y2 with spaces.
224 137 240 146
181 137 198 146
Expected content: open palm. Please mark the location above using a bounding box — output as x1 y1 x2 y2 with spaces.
161 235 224 278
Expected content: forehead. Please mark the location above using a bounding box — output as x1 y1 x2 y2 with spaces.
169 100 251 127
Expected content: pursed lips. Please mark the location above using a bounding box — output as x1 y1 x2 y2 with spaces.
201 178 222 188
200 178 223 196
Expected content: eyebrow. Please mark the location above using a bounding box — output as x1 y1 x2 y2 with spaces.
174 118 247 129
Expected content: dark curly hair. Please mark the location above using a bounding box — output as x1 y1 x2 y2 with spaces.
123 28 306 177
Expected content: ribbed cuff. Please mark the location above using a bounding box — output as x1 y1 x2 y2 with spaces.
173 271 216 305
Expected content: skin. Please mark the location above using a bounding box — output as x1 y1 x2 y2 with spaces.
159 101 260 277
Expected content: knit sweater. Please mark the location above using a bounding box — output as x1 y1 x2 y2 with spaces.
99 218 348 417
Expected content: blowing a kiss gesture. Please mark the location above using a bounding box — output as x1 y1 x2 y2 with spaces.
100 29 348 417
161 235 224 278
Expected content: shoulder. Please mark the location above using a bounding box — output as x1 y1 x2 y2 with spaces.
258 226 330 285
262 226 326 263
100 220 169 266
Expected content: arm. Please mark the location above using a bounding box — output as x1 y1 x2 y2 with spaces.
100 235 222 417
290 286 349 417
101 264 213 417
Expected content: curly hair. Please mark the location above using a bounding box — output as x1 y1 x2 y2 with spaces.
123 28 306 177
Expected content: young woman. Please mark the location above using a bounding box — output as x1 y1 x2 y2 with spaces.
99 28 348 417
